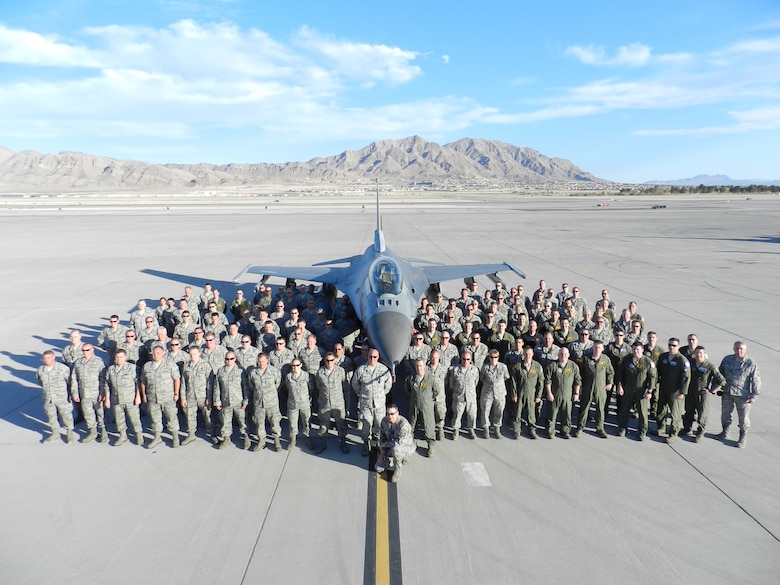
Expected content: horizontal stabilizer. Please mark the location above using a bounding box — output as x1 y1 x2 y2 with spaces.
311 255 359 266
421 262 525 285
406 257 445 265
233 264 345 285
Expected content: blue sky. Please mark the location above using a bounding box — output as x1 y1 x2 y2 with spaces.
1 0 779 182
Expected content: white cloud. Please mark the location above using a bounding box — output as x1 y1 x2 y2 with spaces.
635 105 780 137
614 43 652 66
485 77 713 125
0 19 437 148
725 37 780 54
564 44 604 65
1 17 778 161
0 24 101 67
484 104 602 124
441 54 450 64
565 42 690 67
258 97 497 141
295 25 421 85
566 79 703 109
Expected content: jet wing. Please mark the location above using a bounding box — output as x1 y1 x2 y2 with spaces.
420 262 526 284
233 264 345 285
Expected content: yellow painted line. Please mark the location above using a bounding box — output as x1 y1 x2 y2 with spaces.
375 474 390 585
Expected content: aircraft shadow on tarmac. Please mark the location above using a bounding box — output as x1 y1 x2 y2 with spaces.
141 268 243 297
686 234 780 252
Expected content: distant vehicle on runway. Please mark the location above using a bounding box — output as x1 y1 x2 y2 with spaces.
233 192 524 372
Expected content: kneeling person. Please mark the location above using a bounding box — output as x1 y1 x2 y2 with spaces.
375 405 415 483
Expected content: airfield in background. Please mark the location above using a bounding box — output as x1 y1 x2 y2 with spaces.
0 192 778 584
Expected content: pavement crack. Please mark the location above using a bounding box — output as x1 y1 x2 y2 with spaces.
669 445 780 543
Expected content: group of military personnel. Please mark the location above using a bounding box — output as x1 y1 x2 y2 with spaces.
399 280 761 451
36 278 763 484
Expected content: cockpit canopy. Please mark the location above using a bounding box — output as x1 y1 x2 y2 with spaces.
370 258 402 296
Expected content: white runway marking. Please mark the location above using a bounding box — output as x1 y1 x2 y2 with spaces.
461 462 492 487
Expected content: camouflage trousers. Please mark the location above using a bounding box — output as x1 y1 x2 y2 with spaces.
79 398 105 431
114 403 142 436
218 405 247 440
148 400 179 435
44 400 74 432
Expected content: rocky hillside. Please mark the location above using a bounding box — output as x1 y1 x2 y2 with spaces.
0 136 605 192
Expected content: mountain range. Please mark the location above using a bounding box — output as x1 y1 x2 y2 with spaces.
645 174 780 187
0 136 605 192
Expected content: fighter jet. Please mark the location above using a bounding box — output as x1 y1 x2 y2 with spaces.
233 194 524 372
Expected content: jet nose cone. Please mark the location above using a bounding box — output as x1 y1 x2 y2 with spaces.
365 311 413 371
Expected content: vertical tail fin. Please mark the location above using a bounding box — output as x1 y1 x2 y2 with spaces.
376 178 380 231
373 179 386 252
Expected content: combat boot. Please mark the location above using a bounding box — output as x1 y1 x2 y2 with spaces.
147 433 162 449
252 439 266 452
43 429 60 444
289 435 296 449
512 426 520 439
181 432 196 446
306 436 315 450
115 432 127 446
468 429 477 440
482 426 490 439
666 432 678 444
273 437 282 452
436 427 444 441
717 426 730 440
339 439 350 454
82 428 97 443
695 427 705 443
315 438 327 454
427 440 435 458
494 427 502 439
391 465 403 483
135 432 144 446
597 428 607 439
66 429 75 444
218 437 229 449
529 427 538 440
98 428 109 443
243 434 251 450
171 433 180 448
737 430 747 449
451 428 459 441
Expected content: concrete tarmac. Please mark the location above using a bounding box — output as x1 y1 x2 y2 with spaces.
1 193 778 584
